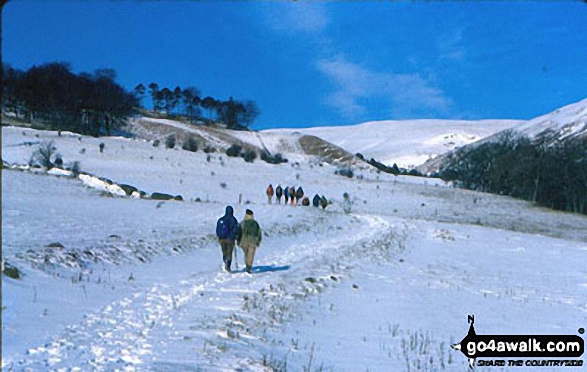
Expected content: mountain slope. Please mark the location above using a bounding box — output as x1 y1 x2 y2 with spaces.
127 116 361 166
265 119 523 169
419 98 587 174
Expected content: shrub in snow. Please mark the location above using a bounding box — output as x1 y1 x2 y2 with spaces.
54 154 63 169
153 139 160 147
203 145 216 153
182 136 198 152
342 192 352 213
70 161 81 177
407 169 423 177
335 168 354 178
226 144 242 157
241 149 257 163
32 141 57 169
260 150 288 164
165 135 176 149
174 195 184 201
220 182 227 189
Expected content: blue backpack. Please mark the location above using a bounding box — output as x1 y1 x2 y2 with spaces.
216 218 230 239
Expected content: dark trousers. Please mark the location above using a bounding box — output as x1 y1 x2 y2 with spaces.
219 238 235 267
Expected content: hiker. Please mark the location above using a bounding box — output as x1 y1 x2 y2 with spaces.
275 185 283 204
301 197 310 206
320 195 328 209
312 194 321 207
289 186 296 205
216 206 240 272
284 186 290 205
266 184 274 204
237 209 262 274
296 186 304 204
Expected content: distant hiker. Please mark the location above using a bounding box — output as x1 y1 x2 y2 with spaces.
296 186 304 204
216 206 240 272
289 186 296 205
301 197 310 206
320 195 328 209
237 209 262 274
312 194 321 207
275 185 283 204
266 184 274 204
284 186 290 204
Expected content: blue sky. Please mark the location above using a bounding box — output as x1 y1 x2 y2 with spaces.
3 1 587 129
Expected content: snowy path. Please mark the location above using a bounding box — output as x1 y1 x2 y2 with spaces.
6 211 403 370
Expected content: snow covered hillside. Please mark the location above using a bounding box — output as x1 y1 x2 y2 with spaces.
2 122 586 371
265 119 523 169
419 98 587 174
128 116 358 166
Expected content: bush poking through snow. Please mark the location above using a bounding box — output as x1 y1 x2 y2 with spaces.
153 139 160 147
165 135 176 149
241 149 257 163
335 167 354 178
70 161 81 177
260 150 288 164
182 136 198 152
226 144 242 157
32 141 57 169
54 154 63 169
203 145 216 153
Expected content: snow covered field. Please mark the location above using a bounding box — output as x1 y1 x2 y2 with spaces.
2 125 586 371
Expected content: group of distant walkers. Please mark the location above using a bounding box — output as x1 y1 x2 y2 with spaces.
265 184 328 209
216 206 262 274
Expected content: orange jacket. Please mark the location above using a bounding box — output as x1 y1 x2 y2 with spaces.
266 184 274 197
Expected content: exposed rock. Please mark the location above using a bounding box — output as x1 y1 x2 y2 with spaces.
151 192 174 200
119 184 138 196
3 262 21 279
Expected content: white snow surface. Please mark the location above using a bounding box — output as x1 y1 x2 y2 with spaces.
2 124 587 371
495 98 587 141
264 119 523 169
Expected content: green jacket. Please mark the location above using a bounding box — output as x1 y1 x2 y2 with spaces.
237 218 262 247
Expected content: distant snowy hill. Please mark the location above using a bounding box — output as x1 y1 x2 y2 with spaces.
503 98 587 141
419 98 587 174
265 119 523 169
128 116 361 166
128 116 523 170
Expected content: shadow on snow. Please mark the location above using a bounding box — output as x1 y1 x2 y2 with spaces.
232 265 291 274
